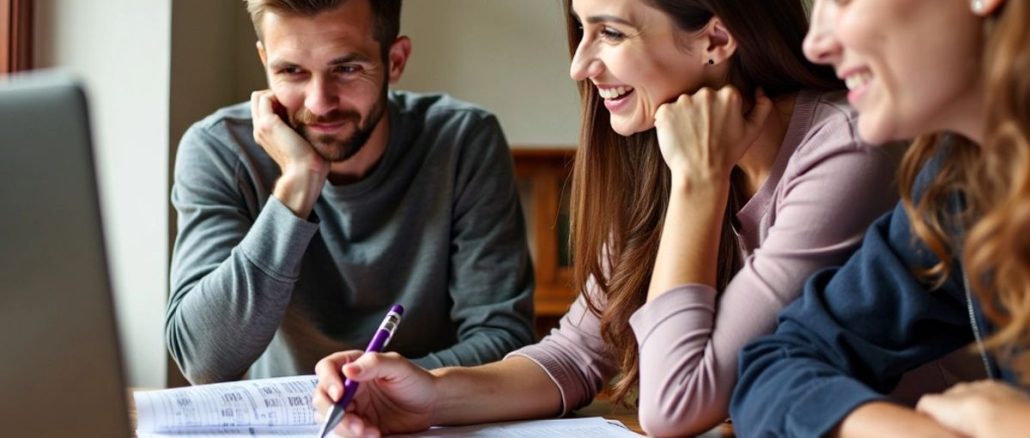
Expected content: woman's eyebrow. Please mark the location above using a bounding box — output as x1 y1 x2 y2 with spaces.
584 14 634 26
571 10 634 27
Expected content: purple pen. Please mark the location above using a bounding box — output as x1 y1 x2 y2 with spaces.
317 304 404 438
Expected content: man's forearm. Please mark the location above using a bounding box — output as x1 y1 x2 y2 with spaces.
167 255 296 383
168 197 319 383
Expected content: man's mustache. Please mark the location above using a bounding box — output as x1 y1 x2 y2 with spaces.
293 110 360 126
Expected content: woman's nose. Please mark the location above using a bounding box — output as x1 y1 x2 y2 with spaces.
569 41 603 82
803 0 843 66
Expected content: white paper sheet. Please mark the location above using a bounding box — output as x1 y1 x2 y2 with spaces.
134 375 320 434
134 375 642 437
394 417 642 437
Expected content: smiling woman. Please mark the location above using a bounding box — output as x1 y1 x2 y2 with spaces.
0 0 32 74
304 0 920 435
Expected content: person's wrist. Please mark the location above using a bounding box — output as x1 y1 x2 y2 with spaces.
273 169 326 218
670 170 731 197
283 154 329 179
281 164 327 185
427 367 453 426
428 366 453 424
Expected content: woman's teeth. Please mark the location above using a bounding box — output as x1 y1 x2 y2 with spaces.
598 86 633 100
845 72 873 91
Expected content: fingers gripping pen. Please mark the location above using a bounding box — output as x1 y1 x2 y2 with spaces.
317 304 404 438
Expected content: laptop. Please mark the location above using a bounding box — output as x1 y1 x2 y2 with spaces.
0 71 132 436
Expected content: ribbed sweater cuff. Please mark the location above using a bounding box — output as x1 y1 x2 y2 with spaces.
630 284 716 345
505 350 578 416
238 196 319 279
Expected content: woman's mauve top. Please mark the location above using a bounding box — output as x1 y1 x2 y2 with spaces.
508 90 907 436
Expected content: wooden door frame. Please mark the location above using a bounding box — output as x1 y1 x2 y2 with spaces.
1 0 33 74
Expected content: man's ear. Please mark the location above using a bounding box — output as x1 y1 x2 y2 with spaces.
256 40 268 67
386 36 412 85
703 17 737 66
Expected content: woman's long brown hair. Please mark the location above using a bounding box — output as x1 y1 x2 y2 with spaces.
563 0 842 403
897 1 1030 382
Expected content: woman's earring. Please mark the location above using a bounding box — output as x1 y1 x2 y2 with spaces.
708 59 714 65
971 0 984 13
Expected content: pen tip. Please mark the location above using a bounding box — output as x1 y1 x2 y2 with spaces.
317 410 335 438
390 304 404 315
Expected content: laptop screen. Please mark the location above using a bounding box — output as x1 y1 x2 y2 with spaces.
0 71 131 436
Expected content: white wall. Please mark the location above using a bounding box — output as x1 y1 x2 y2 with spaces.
397 0 580 147
34 0 172 388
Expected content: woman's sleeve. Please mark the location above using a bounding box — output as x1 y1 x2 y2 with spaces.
505 279 618 415
729 201 973 437
630 119 904 436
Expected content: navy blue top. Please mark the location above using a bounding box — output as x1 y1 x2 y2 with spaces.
730 159 1019 437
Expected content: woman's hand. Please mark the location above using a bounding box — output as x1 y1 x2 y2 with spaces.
313 351 437 438
654 86 772 191
645 87 771 295
916 379 1030 437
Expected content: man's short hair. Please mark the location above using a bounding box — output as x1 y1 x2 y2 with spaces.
244 0 402 58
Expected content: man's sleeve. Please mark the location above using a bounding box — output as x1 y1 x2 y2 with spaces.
165 125 319 383
730 202 974 437
410 114 536 368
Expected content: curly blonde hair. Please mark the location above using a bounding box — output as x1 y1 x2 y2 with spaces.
898 1 1030 383
966 0 1030 383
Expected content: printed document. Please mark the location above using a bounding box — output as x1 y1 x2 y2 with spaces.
134 375 641 437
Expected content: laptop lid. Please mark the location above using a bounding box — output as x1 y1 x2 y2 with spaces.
0 71 131 436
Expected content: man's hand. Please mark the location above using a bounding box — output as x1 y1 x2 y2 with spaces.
313 351 437 438
250 90 329 218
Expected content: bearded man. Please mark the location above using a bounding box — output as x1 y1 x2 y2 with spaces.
167 0 534 384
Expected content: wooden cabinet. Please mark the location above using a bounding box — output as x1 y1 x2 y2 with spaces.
512 147 578 337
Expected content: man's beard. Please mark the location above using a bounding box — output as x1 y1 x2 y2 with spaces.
292 89 388 162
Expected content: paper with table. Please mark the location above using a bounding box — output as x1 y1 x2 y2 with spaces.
134 375 320 437
133 375 642 437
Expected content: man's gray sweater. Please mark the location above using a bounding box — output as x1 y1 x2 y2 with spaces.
167 91 535 383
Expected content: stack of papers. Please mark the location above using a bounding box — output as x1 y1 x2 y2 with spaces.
134 375 642 437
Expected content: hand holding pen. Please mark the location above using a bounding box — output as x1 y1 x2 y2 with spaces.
317 305 404 437
313 305 438 437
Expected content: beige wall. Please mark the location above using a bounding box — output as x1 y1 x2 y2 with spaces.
396 0 580 147
233 0 582 147
34 0 172 388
